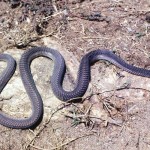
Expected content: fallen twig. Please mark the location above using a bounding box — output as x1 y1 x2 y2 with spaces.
29 133 93 150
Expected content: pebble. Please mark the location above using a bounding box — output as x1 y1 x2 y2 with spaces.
146 12 150 23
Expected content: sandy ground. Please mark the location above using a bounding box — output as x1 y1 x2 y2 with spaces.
0 0 150 150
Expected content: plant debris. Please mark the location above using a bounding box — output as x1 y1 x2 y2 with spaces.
81 11 110 23
6 0 54 22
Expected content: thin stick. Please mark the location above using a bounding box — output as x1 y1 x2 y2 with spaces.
29 133 93 150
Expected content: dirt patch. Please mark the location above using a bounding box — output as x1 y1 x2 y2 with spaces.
0 0 150 150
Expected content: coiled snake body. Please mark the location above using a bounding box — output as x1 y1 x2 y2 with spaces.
0 47 150 129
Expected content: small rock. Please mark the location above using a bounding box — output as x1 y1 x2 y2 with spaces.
146 12 150 23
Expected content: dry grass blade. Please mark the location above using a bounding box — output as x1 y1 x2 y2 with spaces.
29 133 93 150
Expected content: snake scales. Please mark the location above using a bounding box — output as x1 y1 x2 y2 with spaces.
0 47 150 129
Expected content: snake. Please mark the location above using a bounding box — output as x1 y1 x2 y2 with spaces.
0 47 150 129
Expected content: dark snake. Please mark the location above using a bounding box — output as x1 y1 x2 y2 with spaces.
0 47 150 129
